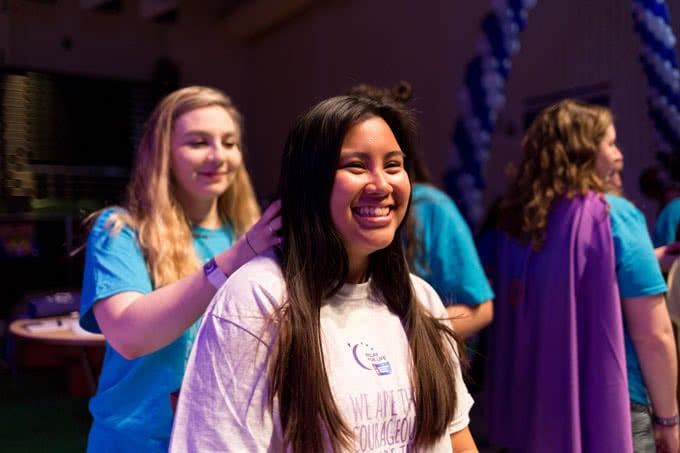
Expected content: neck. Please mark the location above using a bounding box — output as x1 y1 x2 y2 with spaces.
346 255 370 284
183 199 222 229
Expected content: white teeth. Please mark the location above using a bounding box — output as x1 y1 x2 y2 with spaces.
355 206 390 217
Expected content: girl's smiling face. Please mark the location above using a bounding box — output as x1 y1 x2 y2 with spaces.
171 105 242 205
330 116 411 282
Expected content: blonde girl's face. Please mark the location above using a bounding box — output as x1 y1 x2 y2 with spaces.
595 124 623 187
170 105 243 204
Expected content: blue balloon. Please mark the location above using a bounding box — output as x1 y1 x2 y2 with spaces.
446 0 538 225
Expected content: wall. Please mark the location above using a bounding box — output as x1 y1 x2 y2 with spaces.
241 0 680 227
5 0 164 79
491 0 660 222
163 2 247 107
241 1 488 202
5 0 680 227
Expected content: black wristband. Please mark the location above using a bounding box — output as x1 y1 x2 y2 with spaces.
653 414 679 427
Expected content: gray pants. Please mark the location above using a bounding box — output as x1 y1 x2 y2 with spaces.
631 402 656 453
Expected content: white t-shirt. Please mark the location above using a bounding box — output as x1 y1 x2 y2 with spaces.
170 252 473 452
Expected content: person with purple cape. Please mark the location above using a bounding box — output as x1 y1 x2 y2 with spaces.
484 99 678 453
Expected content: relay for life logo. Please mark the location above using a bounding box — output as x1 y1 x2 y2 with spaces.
350 342 392 376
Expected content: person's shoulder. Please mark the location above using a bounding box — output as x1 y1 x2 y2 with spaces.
413 183 452 204
409 273 446 316
89 207 130 232
604 194 651 241
410 272 436 294
568 191 610 221
580 191 608 207
605 193 645 222
412 183 464 221
230 250 282 283
605 193 637 212
210 250 285 320
659 197 680 218
86 207 137 245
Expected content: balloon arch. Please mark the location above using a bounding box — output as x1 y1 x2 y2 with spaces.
445 0 680 228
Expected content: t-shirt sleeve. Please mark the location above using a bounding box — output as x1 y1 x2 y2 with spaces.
79 209 153 333
445 339 474 435
411 275 474 434
169 314 281 452
607 195 667 298
414 186 494 306
653 198 680 247
169 264 284 452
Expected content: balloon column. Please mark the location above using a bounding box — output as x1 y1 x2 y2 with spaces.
444 0 538 228
631 0 680 177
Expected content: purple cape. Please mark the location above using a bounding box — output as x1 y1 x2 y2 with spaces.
484 193 632 452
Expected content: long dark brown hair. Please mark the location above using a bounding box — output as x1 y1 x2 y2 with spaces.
270 95 464 451
348 81 431 271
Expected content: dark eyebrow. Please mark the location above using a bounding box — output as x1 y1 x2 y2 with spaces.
339 150 405 159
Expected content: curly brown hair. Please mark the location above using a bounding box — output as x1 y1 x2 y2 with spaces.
499 99 611 250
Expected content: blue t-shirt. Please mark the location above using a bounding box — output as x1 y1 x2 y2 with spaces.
80 208 234 452
653 197 680 247
606 194 667 405
410 184 494 306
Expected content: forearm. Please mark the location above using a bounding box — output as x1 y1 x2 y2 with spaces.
447 300 493 339
624 294 679 417
94 237 255 358
655 242 680 273
634 326 678 418
450 426 478 452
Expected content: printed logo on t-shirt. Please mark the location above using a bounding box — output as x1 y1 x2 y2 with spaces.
349 341 392 376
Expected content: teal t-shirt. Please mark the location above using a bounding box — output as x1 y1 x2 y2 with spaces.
411 184 494 306
606 194 667 405
653 197 680 247
80 208 234 452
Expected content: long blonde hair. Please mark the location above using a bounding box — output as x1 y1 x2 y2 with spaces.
499 99 610 250
95 86 260 287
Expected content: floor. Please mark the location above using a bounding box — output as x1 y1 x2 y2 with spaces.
0 363 91 452
0 334 497 452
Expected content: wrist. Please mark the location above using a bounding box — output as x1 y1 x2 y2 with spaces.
653 414 679 427
244 232 258 257
203 257 228 289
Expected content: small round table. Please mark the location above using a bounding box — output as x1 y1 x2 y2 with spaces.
10 315 105 395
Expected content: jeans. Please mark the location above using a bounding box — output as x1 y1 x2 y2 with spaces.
631 401 656 453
